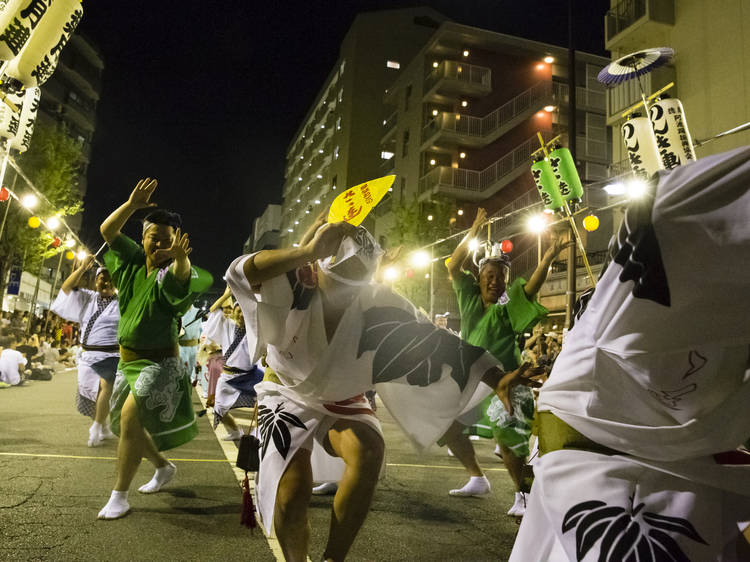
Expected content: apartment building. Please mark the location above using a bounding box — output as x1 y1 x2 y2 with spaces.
279 8 448 247
378 23 611 317
37 33 103 201
246 204 282 253
605 0 750 169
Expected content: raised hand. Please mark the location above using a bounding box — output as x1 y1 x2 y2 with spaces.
471 207 487 236
126 178 158 211
543 235 574 261
151 228 192 264
306 221 357 260
494 363 546 415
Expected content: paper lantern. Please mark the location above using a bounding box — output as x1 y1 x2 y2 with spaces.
649 98 696 169
51 236 61 247
9 86 39 152
4 0 83 90
530 156 564 213
0 90 23 140
548 146 584 209
583 214 600 232
0 0 35 61
0 187 8 201
621 115 663 179
27 215 39 228
328 175 395 226
64 250 74 260
500 239 513 253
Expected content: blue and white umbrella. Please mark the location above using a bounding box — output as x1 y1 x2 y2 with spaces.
597 47 674 87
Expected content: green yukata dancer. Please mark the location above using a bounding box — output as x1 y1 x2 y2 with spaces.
442 207 570 517
97 178 213 520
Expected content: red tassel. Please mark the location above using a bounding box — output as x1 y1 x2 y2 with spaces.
241 472 257 531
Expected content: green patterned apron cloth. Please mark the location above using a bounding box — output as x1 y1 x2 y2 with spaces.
110 356 198 451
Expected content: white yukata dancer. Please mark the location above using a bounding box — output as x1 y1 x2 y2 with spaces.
510 146 750 561
203 287 263 440
226 221 539 561
51 255 120 447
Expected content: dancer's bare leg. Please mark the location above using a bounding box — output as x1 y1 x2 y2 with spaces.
95 379 113 425
274 448 313 562
322 420 385 562
114 394 167 491
500 443 527 492
442 421 483 476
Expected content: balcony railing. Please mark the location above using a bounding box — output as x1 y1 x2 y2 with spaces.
606 0 647 40
418 134 550 198
423 61 491 96
576 135 610 162
552 83 606 111
422 80 555 144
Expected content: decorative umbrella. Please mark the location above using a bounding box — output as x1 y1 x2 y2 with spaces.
598 47 674 114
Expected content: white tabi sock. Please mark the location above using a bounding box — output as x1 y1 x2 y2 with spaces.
138 462 177 494
97 490 130 520
88 422 104 448
100 425 115 439
507 491 527 517
448 475 491 497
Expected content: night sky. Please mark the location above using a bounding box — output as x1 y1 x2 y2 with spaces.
77 0 609 280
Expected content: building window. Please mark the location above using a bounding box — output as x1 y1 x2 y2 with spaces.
340 60 346 75
381 150 394 160
402 130 410 157
334 146 340 160
336 116 341 131
386 60 400 69
338 88 343 103
332 175 337 191
404 85 412 111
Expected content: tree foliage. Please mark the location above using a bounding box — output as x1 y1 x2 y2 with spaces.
0 120 84 292
387 196 456 312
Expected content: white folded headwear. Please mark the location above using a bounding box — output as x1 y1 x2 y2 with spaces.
317 226 384 286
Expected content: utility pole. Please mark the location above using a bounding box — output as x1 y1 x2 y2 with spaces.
566 0 578 329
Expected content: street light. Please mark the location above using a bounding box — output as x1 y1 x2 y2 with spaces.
383 266 399 282
527 214 548 234
64 238 75 248
411 250 430 268
21 193 38 209
76 250 87 261
626 178 648 198
47 216 61 230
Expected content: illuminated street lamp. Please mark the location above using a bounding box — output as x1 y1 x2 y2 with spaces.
47 216 61 230
21 193 38 209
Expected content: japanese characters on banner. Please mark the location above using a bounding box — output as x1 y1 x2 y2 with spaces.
0 86 39 150
10 85 38 151
328 175 395 226
0 0 37 61
649 97 696 169
4 0 83 90
530 155 564 213
549 145 584 210
621 115 664 179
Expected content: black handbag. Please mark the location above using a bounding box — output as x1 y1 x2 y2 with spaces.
236 402 260 472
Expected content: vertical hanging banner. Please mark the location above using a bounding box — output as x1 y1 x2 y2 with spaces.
649 97 696 169
0 0 39 61
0 89 23 137
10 86 39 151
549 145 584 209
327 175 395 226
4 0 83 89
530 156 564 213
621 115 664 179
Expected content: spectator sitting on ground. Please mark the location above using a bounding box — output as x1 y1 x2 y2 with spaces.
0 334 28 386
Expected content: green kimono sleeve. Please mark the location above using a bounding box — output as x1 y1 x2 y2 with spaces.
505 277 548 334
104 234 144 288
158 265 214 316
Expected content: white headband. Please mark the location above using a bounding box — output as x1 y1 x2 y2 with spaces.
317 226 383 286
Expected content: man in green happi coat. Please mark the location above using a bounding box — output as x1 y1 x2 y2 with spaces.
97 178 213 520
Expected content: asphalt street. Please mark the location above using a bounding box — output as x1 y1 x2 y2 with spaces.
0 368 523 561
